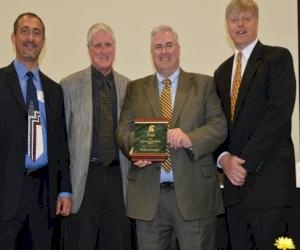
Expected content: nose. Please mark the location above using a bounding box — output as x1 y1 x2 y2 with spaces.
26 31 35 41
237 18 244 26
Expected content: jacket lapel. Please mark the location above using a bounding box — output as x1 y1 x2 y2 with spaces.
39 72 53 122
5 63 27 114
233 41 263 123
144 75 162 117
220 59 233 122
171 69 190 128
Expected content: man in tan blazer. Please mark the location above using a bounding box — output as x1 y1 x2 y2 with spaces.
117 25 227 250
60 23 131 250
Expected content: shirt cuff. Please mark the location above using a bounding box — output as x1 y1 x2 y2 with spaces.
217 151 230 168
58 192 72 198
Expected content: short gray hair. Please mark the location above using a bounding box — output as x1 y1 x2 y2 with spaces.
226 0 259 20
87 22 115 47
150 25 179 45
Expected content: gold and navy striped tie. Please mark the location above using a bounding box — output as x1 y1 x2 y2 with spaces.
231 52 242 121
161 79 172 172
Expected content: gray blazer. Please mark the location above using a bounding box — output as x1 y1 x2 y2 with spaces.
61 66 130 213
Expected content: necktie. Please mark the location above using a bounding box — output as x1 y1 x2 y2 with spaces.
99 78 115 166
160 79 172 172
231 52 242 121
27 71 43 161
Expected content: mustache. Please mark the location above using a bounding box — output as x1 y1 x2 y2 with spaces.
23 41 37 48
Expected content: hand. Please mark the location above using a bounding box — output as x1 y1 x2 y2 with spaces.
56 196 72 216
168 128 192 149
220 154 247 186
129 148 152 168
132 160 152 168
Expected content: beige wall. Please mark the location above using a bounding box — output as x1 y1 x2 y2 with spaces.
0 0 299 169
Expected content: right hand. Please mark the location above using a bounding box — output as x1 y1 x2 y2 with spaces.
132 160 152 168
129 148 152 168
220 154 247 186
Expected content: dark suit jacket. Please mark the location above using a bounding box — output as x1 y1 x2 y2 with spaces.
214 41 300 208
0 62 71 220
117 69 227 221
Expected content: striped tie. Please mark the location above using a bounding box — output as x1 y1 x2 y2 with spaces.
161 79 172 172
231 52 242 121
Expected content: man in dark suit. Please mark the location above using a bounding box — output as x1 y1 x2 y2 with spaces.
0 13 72 250
117 25 227 250
214 0 300 249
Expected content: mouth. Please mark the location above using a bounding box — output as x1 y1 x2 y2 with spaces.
23 42 36 51
98 55 111 60
159 56 171 62
235 30 247 35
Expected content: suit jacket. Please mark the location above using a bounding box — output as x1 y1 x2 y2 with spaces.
0 62 71 220
116 69 227 221
60 66 131 213
214 41 300 208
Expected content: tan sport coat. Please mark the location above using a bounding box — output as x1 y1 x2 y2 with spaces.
117 69 227 221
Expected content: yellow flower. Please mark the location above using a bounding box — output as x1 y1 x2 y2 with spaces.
274 236 296 250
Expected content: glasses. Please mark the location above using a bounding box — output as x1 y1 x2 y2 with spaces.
152 42 175 52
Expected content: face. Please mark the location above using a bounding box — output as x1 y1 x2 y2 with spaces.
227 10 258 50
88 31 115 76
151 31 180 78
11 15 45 66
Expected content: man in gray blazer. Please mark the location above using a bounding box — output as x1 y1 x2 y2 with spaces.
117 25 227 250
60 23 131 250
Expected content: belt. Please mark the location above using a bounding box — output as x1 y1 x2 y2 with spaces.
89 158 120 167
24 165 48 178
160 182 174 191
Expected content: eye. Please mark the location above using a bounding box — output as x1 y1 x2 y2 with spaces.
20 27 30 35
32 29 42 37
165 42 174 49
104 42 113 48
93 43 102 49
154 44 163 50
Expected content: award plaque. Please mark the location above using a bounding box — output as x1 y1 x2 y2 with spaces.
130 118 169 162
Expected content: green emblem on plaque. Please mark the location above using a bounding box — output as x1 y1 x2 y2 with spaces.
130 118 169 161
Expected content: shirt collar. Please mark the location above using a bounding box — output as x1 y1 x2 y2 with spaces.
235 38 258 60
91 65 114 87
156 68 180 83
14 59 39 80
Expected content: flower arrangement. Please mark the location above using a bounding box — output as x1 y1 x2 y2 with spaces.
274 236 295 250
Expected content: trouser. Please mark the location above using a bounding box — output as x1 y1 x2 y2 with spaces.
64 163 131 250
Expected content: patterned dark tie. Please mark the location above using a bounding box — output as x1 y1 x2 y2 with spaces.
99 78 115 166
231 52 242 121
160 79 172 172
26 71 43 161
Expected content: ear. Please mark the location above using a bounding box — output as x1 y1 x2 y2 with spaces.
11 33 15 46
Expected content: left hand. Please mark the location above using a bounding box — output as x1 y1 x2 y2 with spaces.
56 196 72 216
168 128 192 149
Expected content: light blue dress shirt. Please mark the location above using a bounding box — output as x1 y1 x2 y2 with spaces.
156 68 180 183
14 60 71 198
14 60 48 169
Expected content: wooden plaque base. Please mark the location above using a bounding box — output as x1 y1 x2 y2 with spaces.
129 152 168 162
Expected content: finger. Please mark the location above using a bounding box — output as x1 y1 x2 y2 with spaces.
56 200 61 215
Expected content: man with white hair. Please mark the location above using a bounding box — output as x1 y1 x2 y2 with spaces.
61 22 131 250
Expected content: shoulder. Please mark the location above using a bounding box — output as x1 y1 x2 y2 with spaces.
60 67 91 88
260 44 293 61
181 69 213 87
127 74 154 89
113 70 130 84
214 56 234 77
40 71 60 89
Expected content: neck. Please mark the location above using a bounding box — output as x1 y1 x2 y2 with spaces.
16 58 38 71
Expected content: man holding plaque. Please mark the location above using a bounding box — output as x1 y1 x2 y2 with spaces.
117 25 227 250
